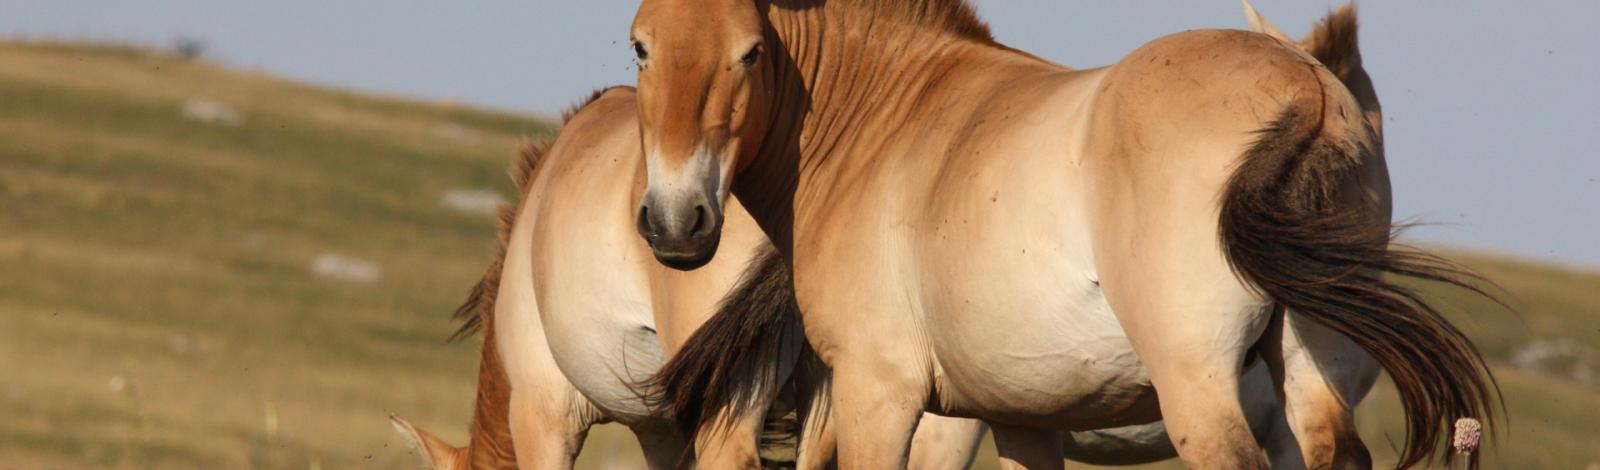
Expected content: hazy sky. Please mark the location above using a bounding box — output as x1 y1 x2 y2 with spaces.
3 1 1596 268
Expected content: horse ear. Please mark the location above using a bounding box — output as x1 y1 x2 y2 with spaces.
1240 0 1293 43
390 415 468 470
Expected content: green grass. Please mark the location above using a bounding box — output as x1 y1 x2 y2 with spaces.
0 40 1595 469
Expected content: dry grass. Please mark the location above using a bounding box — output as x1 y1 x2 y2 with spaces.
0 40 1595 469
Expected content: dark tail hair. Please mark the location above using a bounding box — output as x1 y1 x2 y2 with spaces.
643 244 802 441
1220 95 1501 468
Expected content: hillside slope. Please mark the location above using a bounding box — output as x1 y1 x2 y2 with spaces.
0 40 584 468
0 41 1595 469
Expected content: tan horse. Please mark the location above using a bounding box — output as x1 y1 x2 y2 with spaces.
389 88 989 470
628 1 1498 469
389 88 775 470
672 227 1350 469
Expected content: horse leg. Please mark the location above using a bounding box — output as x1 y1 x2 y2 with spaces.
993 425 1064 470
1238 360 1307 469
634 422 691 470
1261 310 1380 469
794 364 838 470
908 414 988 470
507 387 595 470
830 353 928 468
1094 228 1272 468
1111 308 1265 469
1261 415 1307 470
693 405 770 468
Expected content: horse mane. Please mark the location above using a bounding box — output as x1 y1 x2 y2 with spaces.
774 0 992 44
449 87 624 341
862 0 994 43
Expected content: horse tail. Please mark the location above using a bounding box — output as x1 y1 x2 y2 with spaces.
644 244 803 441
1217 70 1500 468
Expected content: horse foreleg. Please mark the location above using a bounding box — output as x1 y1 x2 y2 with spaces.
634 421 691 470
830 354 927 468
692 404 770 468
1261 310 1380 470
793 362 838 470
908 414 988 470
507 387 596 470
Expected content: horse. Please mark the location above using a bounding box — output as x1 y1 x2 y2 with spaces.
626 1 1499 469
652 6 1390 467
388 88 990 469
675 229 1321 468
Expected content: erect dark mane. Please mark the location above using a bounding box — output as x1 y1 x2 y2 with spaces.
782 0 991 44
561 87 616 125
449 87 626 341
865 0 994 43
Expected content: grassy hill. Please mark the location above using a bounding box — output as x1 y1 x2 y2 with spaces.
0 41 1595 469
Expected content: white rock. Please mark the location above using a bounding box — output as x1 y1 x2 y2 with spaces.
433 122 480 142
310 253 382 284
169 334 194 354
1511 338 1599 385
108 375 126 393
180 99 245 126
441 188 506 216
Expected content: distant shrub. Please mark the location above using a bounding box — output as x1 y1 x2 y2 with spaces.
173 36 207 60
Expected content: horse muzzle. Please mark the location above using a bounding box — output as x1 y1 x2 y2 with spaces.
636 191 723 270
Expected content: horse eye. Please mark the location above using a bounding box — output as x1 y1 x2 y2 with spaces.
740 44 762 68
633 41 649 62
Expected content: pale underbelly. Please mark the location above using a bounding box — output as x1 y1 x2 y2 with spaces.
928 279 1162 430
535 270 667 425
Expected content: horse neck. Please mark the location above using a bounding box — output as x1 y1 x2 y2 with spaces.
734 1 1004 248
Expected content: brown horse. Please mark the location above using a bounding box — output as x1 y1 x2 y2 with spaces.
628 1 1498 469
390 88 989 470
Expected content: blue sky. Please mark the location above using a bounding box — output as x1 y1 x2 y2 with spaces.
3 1 1596 267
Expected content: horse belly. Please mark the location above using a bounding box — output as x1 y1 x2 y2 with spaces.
929 278 1159 430
532 226 666 424
913 143 1159 429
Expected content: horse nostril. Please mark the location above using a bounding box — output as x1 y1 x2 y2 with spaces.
689 205 708 237
636 205 656 239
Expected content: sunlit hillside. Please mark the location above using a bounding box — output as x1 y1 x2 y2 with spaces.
0 41 1595 469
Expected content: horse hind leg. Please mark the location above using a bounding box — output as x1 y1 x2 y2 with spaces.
1092 211 1274 468
1260 309 1381 469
